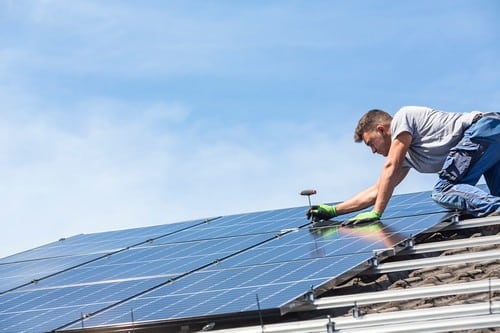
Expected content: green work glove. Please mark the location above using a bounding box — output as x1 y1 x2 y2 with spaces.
307 204 337 221
342 210 381 226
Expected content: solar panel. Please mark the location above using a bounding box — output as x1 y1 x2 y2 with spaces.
0 189 454 332
66 253 374 329
0 218 210 264
0 218 213 294
0 252 104 293
61 212 449 330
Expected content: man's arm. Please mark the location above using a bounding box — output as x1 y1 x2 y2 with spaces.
373 131 412 214
335 160 410 215
307 132 411 222
335 183 378 215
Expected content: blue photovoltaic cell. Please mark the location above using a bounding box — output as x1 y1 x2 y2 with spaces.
222 212 449 269
148 206 307 244
332 189 447 221
0 218 207 264
0 219 209 294
20 234 273 290
0 253 102 293
0 277 168 333
65 253 373 328
0 189 459 332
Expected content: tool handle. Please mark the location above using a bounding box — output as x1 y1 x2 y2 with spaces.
300 189 317 196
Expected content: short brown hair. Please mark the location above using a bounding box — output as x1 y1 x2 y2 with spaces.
354 109 392 142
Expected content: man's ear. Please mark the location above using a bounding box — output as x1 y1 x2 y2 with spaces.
376 124 385 133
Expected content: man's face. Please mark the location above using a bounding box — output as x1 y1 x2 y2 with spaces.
362 126 391 157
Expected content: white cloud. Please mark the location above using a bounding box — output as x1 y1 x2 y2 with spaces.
0 95 188 256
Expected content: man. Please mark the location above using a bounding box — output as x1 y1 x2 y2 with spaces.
307 106 500 224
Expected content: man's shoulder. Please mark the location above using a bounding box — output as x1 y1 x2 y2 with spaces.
395 106 433 116
393 106 441 125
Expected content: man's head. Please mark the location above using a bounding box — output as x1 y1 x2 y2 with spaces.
354 109 393 156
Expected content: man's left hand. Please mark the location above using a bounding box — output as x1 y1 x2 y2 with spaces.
342 210 381 226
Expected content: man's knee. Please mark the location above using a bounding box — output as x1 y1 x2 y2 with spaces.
431 181 466 211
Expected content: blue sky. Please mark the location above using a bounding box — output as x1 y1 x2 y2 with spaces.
1 0 499 258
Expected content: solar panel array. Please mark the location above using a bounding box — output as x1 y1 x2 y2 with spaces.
0 190 452 332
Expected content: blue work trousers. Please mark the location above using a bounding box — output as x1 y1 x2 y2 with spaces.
431 113 500 217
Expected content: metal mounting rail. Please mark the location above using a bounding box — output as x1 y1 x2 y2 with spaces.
402 234 500 255
426 215 500 233
290 279 499 311
363 249 500 275
337 314 500 333
205 301 500 333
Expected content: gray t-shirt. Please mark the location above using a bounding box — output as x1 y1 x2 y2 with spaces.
391 106 479 173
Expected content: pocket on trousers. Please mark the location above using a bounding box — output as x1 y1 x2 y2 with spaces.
438 150 473 182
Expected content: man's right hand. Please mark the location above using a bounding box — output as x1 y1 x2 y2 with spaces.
307 204 337 221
